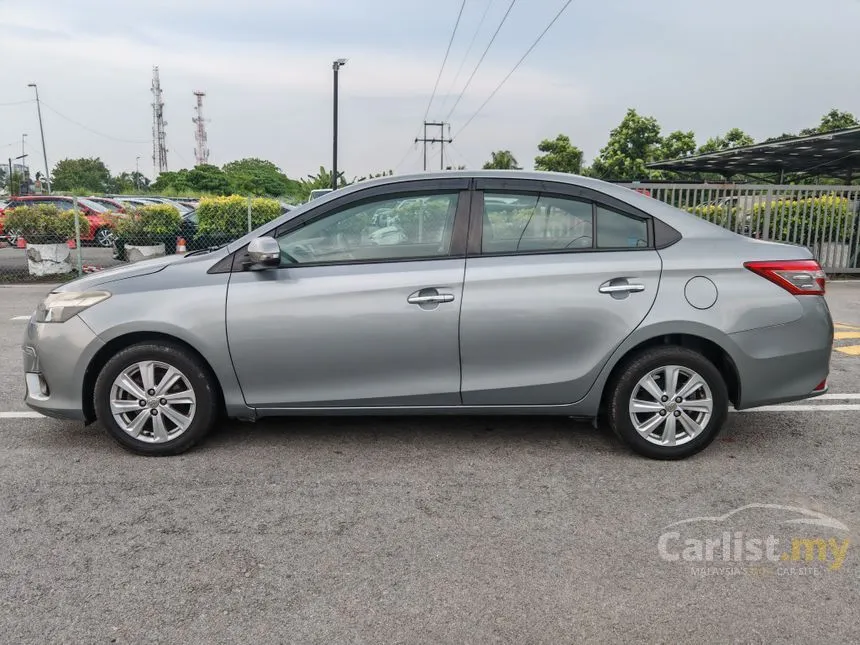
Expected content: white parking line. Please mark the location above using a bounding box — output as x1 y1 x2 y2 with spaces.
0 411 44 418
734 404 860 412
10 315 31 321
815 393 860 400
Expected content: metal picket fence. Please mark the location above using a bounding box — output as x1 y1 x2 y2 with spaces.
0 195 280 282
622 183 860 273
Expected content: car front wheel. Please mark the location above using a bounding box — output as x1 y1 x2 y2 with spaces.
606 346 728 460
94 227 115 247
94 342 218 455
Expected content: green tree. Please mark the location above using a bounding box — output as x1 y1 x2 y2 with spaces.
151 170 193 193
152 165 231 195
800 109 859 136
697 128 754 154
51 157 112 192
533 135 583 173
110 171 151 193
187 164 231 194
8 171 23 196
655 130 696 161
483 150 522 170
295 167 346 202
355 170 394 182
222 158 299 197
590 109 662 180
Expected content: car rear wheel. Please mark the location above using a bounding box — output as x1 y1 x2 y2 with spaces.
94 342 218 456
606 346 728 460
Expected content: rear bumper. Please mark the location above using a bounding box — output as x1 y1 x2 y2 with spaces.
22 316 104 421
731 296 833 409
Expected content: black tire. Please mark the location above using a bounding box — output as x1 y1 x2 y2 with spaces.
94 342 218 456
605 346 728 460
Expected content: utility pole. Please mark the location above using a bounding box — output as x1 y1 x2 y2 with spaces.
414 121 452 171
135 156 141 190
27 84 50 194
332 58 347 190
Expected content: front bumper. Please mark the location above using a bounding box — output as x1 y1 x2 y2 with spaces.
730 296 833 409
22 315 104 420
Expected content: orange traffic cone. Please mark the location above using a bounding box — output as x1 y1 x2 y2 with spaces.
16 236 26 249
176 237 187 253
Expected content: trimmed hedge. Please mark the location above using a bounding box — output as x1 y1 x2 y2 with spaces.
686 194 855 243
3 204 90 243
115 204 182 245
750 195 853 244
196 195 281 239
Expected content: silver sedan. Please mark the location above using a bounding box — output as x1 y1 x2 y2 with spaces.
22 172 833 459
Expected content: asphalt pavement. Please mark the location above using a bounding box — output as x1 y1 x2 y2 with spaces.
0 283 858 643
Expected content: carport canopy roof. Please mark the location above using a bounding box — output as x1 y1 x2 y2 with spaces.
646 127 860 176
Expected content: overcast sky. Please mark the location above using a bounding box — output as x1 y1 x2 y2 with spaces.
1 0 859 181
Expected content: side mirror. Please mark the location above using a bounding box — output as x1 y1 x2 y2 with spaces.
246 236 280 270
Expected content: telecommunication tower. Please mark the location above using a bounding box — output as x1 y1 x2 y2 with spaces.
192 91 209 166
151 66 168 175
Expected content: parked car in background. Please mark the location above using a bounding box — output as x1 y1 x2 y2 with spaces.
307 188 333 202
0 195 116 247
110 196 193 215
87 197 127 213
22 171 832 459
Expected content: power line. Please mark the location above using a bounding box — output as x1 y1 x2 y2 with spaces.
453 0 577 138
444 0 518 122
395 141 420 172
437 0 497 117
447 141 474 168
422 0 468 122
0 99 34 107
39 101 149 144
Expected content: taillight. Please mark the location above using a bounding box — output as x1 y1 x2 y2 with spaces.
743 259 827 295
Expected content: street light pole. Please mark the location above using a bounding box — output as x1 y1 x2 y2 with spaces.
27 83 50 194
332 58 347 191
21 134 27 194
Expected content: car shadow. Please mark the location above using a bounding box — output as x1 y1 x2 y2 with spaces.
200 414 621 453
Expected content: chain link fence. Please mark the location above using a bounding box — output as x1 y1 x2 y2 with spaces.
0 195 284 282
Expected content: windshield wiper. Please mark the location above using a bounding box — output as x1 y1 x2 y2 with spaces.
184 244 227 257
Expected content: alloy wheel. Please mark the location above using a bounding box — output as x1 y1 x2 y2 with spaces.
95 228 115 247
109 360 197 444
628 365 713 447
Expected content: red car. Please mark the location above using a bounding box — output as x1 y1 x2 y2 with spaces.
0 196 116 247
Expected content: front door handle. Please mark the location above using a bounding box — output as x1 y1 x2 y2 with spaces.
599 283 645 294
407 293 455 305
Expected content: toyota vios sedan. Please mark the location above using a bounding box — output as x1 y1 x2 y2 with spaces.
22 172 833 459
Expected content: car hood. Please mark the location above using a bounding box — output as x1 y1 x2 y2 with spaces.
55 253 187 292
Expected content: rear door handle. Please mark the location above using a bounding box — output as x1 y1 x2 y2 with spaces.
599 283 645 294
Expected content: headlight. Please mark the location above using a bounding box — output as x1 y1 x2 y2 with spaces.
34 291 111 323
